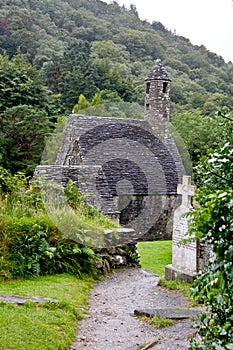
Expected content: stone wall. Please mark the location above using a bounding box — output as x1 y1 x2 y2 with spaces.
198 240 215 273
95 242 140 274
34 165 102 208
44 115 184 241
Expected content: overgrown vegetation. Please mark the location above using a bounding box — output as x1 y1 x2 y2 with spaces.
0 165 117 349
188 109 233 350
0 274 94 350
0 171 118 280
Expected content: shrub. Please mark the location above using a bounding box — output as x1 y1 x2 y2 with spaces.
188 109 233 350
188 190 233 349
0 173 116 279
0 215 96 279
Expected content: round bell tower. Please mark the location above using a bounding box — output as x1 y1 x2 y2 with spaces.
144 59 171 138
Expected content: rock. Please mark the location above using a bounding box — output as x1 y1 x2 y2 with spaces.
94 241 140 273
0 295 58 305
134 308 200 319
112 255 126 266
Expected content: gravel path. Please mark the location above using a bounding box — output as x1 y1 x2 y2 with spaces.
71 268 199 350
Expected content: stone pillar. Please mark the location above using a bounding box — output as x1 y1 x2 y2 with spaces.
165 176 197 282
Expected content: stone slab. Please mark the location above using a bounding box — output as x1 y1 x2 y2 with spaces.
165 264 195 283
134 308 200 319
0 295 58 305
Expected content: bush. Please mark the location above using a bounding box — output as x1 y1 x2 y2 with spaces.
0 215 97 279
188 190 233 349
0 166 11 193
188 109 233 350
0 173 116 279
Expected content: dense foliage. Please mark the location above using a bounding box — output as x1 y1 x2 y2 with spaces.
171 108 233 166
0 53 53 173
0 104 51 173
188 109 233 350
0 0 232 115
0 172 117 279
0 53 48 111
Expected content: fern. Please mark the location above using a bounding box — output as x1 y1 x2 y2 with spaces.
81 247 95 258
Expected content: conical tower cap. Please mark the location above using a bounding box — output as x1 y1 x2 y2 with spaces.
146 59 171 81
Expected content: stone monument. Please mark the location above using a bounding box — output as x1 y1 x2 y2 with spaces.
165 176 197 282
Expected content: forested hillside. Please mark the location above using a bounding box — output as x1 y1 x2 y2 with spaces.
0 0 232 114
0 0 232 173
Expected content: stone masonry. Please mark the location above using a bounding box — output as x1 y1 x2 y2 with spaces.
34 60 185 243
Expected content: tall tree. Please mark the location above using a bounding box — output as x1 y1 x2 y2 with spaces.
0 53 48 112
58 40 98 112
0 105 51 174
0 53 52 174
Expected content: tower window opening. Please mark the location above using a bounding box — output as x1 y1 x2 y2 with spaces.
163 82 168 93
146 82 150 94
146 103 150 110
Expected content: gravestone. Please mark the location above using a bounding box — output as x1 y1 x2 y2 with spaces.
165 176 197 282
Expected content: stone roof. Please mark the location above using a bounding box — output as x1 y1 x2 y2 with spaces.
146 59 171 81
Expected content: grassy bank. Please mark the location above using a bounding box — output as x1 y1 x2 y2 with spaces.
0 274 94 350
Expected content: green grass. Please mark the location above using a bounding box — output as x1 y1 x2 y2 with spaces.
0 274 94 350
137 240 172 276
139 315 174 328
137 241 194 301
158 278 193 301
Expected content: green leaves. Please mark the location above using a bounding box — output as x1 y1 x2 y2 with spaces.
196 142 233 192
0 53 47 111
1 0 233 120
0 105 51 174
0 53 54 174
0 174 119 279
189 110 233 349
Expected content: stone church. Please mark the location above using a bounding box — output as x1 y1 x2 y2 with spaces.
34 60 185 241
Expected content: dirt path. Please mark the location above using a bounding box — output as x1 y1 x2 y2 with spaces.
71 268 199 350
